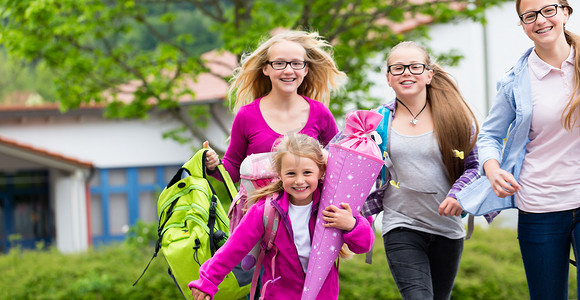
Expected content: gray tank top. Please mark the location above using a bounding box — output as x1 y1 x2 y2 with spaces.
381 129 465 239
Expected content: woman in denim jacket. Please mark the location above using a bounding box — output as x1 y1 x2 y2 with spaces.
457 1 580 298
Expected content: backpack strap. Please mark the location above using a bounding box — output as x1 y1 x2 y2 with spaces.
376 105 391 186
363 106 391 266
200 149 240 255
202 149 237 202
250 194 280 300
133 197 179 286
465 214 475 240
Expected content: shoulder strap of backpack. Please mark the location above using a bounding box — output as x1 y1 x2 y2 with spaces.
202 150 239 255
262 194 280 249
202 150 237 202
364 106 390 266
250 194 280 300
376 105 391 185
465 214 474 240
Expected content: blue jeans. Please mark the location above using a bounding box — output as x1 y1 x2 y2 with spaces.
518 208 580 300
383 227 463 300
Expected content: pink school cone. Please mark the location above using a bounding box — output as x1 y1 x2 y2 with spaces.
301 110 384 300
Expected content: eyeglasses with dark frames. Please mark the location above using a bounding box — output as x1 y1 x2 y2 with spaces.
387 63 428 76
267 61 307 70
519 4 565 24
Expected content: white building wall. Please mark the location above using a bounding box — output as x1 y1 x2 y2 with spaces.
0 113 230 169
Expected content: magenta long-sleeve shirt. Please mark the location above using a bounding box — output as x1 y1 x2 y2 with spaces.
220 96 338 183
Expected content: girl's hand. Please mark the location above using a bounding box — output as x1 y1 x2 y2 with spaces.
438 197 463 216
190 287 211 300
483 160 521 198
203 141 219 172
323 202 356 231
321 148 329 163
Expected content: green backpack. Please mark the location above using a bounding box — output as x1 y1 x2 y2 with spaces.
134 149 251 299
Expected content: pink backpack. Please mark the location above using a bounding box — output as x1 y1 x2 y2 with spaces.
227 152 278 234
226 152 282 299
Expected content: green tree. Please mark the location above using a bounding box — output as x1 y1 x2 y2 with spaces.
0 0 509 152
0 51 57 104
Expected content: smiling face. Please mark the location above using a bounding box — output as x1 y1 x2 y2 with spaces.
279 152 322 206
386 46 433 101
518 0 569 48
262 40 309 96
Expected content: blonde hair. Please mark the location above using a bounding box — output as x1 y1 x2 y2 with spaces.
248 133 326 204
228 30 346 112
516 0 580 130
387 41 479 182
247 133 353 259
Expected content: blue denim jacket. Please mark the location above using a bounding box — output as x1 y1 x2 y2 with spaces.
456 47 535 216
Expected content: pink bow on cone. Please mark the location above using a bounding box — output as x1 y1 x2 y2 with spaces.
338 110 383 158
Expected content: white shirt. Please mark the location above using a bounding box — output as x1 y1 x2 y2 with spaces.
517 48 580 212
288 202 312 273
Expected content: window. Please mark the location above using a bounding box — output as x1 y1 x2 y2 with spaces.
108 193 128 235
90 194 104 235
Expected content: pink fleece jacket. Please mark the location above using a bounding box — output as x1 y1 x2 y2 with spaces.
188 189 375 300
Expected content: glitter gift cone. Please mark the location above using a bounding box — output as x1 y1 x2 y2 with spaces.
301 110 384 300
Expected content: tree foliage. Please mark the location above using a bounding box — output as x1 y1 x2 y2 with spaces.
0 51 57 104
0 0 509 150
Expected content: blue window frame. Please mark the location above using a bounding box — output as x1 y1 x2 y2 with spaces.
89 165 179 246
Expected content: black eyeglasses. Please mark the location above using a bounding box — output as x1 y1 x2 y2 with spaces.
387 63 427 76
267 61 307 70
519 4 565 24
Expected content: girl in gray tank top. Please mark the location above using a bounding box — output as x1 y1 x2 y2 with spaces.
362 41 480 300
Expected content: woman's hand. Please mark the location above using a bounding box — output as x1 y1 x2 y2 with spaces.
323 202 356 231
203 141 219 172
484 160 521 198
438 197 463 216
190 287 210 300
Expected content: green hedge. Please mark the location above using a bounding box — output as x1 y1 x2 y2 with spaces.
1 226 576 299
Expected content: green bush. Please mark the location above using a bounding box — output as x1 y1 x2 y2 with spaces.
339 226 577 300
1 226 576 299
0 243 182 300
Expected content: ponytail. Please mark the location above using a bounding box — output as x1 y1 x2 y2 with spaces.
428 64 479 182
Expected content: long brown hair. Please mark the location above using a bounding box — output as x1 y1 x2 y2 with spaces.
229 30 346 112
387 41 479 182
516 0 580 130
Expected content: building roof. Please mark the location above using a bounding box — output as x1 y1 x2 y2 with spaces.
0 134 94 171
111 50 237 104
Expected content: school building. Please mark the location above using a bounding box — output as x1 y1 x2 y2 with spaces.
0 51 236 253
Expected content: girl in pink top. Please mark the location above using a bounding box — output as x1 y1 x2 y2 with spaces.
189 134 374 300
203 30 345 182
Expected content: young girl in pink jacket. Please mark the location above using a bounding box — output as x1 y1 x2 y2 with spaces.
189 134 374 300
